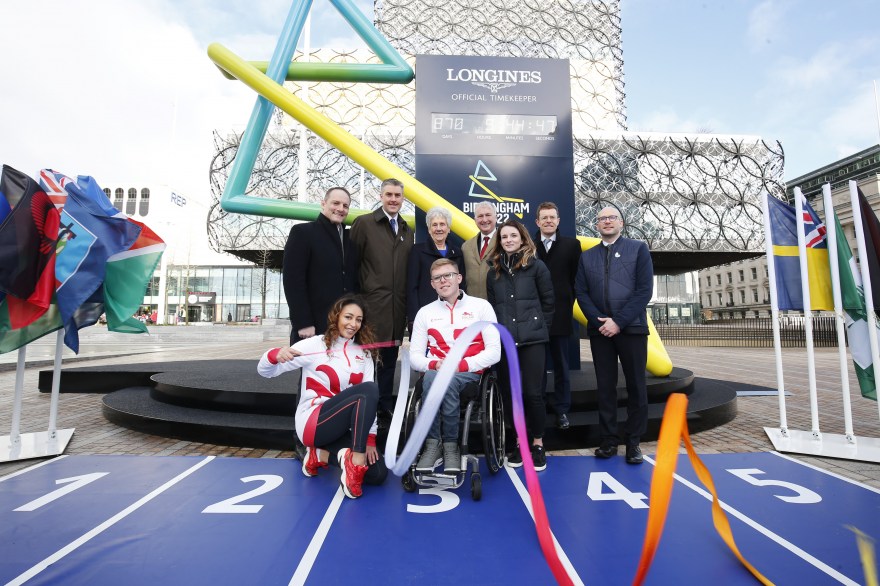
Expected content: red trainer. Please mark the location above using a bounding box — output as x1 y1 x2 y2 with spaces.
302 447 328 478
337 448 368 499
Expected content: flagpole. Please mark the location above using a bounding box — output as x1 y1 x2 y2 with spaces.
9 346 27 448
849 180 880 424
47 329 65 438
794 187 821 438
823 184 855 440
762 192 788 433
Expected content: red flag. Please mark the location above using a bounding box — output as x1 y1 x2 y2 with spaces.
0 165 60 327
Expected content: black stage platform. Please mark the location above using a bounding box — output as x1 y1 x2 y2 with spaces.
39 359 738 451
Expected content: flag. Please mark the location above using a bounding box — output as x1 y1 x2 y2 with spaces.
38 171 140 353
834 211 878 401
0 165 60 328
0 300 62 354
766 194 833 311
856 187 880 309
104 219 165 334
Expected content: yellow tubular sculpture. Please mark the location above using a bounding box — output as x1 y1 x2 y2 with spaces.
208 42 673 376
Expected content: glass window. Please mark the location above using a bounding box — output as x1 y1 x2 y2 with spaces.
751 267 757 279
706 276 711 287
222 267 237 301
728 292 734 304
752 289 758 302
139 188 150 216
716 274 721 285
126 187 137 215
717 293 723 305
114 188 124 209
727 272 733 283
739 290 746 303
738 270 744 282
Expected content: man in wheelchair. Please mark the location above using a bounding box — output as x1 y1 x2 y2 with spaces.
409 258 501 474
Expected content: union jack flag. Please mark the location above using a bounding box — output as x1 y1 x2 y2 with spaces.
799 194 827 249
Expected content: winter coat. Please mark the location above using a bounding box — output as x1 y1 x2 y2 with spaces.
283 213 359 334
406 239 467 325
574 236 653 336
463 232 496 300
350 208 414 341
486 253 555 347
534 231 582 336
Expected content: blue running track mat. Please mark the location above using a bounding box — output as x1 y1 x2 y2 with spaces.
1 453 876 585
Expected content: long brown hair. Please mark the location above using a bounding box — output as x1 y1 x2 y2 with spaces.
323 295 379 360
490 219 537 278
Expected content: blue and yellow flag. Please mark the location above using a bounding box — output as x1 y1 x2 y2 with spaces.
766 194 833 311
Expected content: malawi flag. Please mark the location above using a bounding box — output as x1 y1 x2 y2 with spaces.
0 165 60 326
833 210 878 401
104 219 165 334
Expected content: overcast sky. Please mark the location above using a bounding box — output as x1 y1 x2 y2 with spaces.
0 0 877 202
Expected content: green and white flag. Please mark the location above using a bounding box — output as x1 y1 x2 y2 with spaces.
834 211 878 400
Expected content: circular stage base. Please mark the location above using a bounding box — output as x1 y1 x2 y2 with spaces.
71 358 733 451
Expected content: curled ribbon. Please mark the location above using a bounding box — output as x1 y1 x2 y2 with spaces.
634 393 773 586
383 321 574 585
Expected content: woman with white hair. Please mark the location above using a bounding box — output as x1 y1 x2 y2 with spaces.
406 206 467 327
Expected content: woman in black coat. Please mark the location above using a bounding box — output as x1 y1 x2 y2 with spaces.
486 219 554 471
406 206 466 326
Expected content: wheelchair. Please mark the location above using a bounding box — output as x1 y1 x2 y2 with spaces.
401 369 506 501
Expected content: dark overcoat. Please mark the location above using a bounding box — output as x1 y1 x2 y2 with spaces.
282 213 359 334
406 239 466 324
350 208 414 341
534 231 582 336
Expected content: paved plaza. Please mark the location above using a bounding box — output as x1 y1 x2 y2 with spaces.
1 327 879 490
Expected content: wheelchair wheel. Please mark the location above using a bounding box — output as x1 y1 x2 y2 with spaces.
402 382 423 451
402 470 416 493
481 371 506 474
471 473 482 501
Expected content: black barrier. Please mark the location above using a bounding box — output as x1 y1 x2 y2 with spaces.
654 317 841 347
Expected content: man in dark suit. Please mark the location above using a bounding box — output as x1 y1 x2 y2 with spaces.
534 202 582 430
283 187 360 344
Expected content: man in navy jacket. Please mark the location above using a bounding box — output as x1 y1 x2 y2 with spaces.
574 206 653 464
283 187 360 344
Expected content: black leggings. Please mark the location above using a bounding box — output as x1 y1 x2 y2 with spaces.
312 381 386 485
498 343 547 441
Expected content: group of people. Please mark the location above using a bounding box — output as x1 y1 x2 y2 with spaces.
259 179 654 499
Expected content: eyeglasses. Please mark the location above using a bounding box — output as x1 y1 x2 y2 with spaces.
597 215 620 223
430 272 459 283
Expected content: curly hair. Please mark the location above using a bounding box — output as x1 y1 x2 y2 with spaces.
323 295 380 362
489 219 537 277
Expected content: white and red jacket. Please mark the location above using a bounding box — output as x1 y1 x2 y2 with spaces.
258 335 377 448
409 292 501 373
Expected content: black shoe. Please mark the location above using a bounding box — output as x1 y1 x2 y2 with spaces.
531 444 547 471
556 413 570 430
506 445 523 468
625 445 644 464
594 443 618 459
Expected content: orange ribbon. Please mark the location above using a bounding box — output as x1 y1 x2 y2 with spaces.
633 393 773 586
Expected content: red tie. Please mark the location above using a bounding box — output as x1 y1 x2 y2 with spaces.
479 236 489 259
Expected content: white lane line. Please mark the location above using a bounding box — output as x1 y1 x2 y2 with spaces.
644 455 859 586
770 451 880 494
288 487 346 586
6 455 215 586
504 466 585 586
0 455 67 483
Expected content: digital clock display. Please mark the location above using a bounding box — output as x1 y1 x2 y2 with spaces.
431 113 558 136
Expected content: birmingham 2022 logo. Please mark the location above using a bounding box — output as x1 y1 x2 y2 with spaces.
460 160 528 221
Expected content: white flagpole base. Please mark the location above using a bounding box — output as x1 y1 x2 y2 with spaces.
0 428 75 463
765 427 880 463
